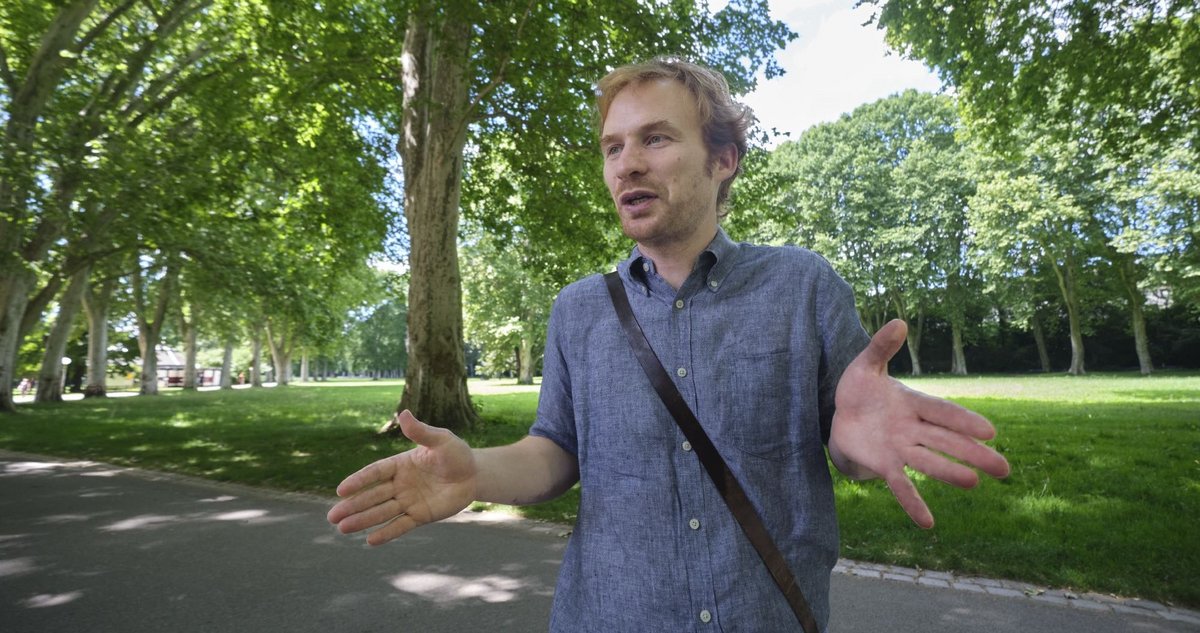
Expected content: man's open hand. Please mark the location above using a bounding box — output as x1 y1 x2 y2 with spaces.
828 319 1010 528
327 410 477 545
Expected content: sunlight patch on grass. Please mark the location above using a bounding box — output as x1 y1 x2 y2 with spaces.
1012 493 1073 517
181 439 226 451
168 413 195 428
834 481 872 499
230 452 258 463
468 378 542 396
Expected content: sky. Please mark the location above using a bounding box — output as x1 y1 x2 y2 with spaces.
733 0 945 146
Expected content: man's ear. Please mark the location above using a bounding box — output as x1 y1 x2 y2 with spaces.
712 143 739 181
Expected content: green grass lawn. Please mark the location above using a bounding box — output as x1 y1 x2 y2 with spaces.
2 373 1197 608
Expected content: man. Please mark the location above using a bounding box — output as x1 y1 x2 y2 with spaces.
328 58 1010 632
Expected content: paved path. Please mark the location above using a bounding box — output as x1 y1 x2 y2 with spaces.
2 450 1196 632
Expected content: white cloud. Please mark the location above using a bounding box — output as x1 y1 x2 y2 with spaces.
742 1 944 145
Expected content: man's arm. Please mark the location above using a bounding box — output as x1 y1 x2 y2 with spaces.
327 410 578 546
827 319 1011 529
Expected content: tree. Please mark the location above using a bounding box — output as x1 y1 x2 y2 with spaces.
864 0 1199 161
770 91 976 375
349 295 408 379
31 267 87 402
969 146 1101 376
382 0 793 432
896 129 982 374
0 0 270 410
462 228 556 384
82 269 120 397
1146 144 1200 308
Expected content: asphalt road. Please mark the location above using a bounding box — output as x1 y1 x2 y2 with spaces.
1 449 1195 633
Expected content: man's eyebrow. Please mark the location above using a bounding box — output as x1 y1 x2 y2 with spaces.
600 119 686 147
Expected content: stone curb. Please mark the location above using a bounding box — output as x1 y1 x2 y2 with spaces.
833 558 1200 626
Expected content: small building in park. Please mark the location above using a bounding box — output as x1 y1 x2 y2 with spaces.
153 346 223 387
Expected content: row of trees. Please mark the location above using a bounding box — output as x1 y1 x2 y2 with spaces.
458 1 1198 381
848 0 1198 375
3 1 794 430
6 1 1195 430
1 1 399 410
748 90 1196 377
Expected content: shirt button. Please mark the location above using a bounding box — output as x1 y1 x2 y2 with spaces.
674 299 684 309
708 279 720 289
689 518 700 530
699 609 712 623
676 367 687 378
681 441 692 452
643 262 651 272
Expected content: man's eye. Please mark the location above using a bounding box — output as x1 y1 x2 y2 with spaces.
605 145 621 157
647 135 664 145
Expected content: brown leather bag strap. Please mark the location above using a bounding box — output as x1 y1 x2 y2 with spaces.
603 271 819 633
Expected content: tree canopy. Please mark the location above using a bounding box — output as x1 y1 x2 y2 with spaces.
862 0 1199 160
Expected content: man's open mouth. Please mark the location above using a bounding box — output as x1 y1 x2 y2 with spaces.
621 191 657 206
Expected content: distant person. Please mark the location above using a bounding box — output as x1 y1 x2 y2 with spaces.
18 378 31 396
329 57 1009 632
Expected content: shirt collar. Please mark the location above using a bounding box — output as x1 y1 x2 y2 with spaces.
618 227 741 296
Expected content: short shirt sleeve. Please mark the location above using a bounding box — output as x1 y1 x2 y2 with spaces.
815 259 871 443
528 293 579 456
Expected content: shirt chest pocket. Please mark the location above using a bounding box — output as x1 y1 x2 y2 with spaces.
714 349 817 462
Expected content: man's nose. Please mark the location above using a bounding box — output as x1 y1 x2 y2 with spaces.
614 145 647 179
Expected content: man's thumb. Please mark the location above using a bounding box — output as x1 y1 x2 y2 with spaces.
396 410 442 447
863 319 908 369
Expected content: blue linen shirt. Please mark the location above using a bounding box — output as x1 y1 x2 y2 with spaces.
530 228 870 632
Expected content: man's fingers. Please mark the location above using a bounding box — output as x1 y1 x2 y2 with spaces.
904 446 981 489
334 456 397 499
328 476 408 525
335 498 407 534
859 319 908 370
910 422 1011 481
914 393 996 440
366 513 421 546
884 471 934 529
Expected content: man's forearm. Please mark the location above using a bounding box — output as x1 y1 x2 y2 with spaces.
472 435 579 506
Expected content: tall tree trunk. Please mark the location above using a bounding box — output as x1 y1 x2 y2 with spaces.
180 305 198 390
266 320 291 386
1051 260 1086 375
219 338 234 389
35 267 90 402
250 323 264 387
1116 257 1153 375
891 292 923 376
0 1 99 413
517 334 534 385
1030 311 1052 373
83 275 116 397
949 322 968 376
393 7 478 432
133 261 177 395
300 349 310 382
0 274 35 412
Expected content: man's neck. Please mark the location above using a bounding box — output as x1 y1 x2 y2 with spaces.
638 225 719 290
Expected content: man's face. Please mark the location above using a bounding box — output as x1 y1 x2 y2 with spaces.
600 79 735 251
